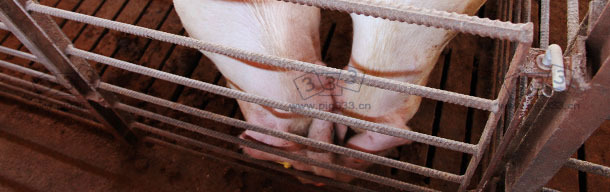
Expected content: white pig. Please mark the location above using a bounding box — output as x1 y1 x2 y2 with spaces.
334 0 487 177
174 0 336 181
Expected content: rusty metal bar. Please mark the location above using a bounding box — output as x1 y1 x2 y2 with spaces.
0 0 137 145
505 9 610 189
567 0 579 46
136 125 375 192
0 85 98 127
0 80 88 114
525 0 531 22
588 0 608 34
0 59 55 83
0 71 76 102
459 42 532 192
475 80 540 191
29 2 497 112
0 21 7 30
279 0 533 43
0 45 37 61
565 158 610 177
68 46 478 155
540 0 550 49
98 81 462 183
587 1 610 70
4 59 374 190
117 102 438 192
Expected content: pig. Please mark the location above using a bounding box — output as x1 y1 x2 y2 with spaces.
173 0 336 181
334 0 487 179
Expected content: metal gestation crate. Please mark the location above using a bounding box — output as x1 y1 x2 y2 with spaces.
0 0 608 191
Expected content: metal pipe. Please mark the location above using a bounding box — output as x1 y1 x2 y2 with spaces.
117 103 438 192
567 0 579 46
138 128 376 192
28 2 498 111
476 80 540 191
458 42 531 192
565 158 610 177
525 0 531 22
540 0 550 49
0 0 137 145
278 0 533 43
0 86 98 126
0 22 7 30
0 59 56 83
0 81 89 115
68 45 477 155
99 81 463 183
0 60 90 116
0 72 77 102
0 45 38 61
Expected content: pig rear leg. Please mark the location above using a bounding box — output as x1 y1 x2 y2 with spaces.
346 125 413 153
336 124 413 182
334 122 348 145
305 118 337 181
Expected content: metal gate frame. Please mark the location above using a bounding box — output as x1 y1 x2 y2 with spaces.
503 1 610 191
0 0 606 191
476 0 610 191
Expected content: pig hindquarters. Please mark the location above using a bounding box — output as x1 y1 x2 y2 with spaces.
334 0 487 178
173 0 336 180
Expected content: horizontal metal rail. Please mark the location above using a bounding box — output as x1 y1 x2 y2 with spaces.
99 80 462 182
117 102 438 192
0 69 76 102
0 22 7 30
0 56 377 191
0 52 465 183
27 2 497 112
138 127 376 192
67 45 477 155
0 84 97 126
0 77 352 191
0 45 37 61
565 158 610 177
0 59 87 113
279 0 533 43
1 0 138 145
0 80 88 114
0 59 55 83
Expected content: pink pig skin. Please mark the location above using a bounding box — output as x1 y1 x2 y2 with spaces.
174 0 336 181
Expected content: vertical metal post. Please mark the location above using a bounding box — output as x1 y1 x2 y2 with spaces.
0 0 137 145
540 0 550 49
567 0 579 46
458 41 533 192
505 2 610 190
